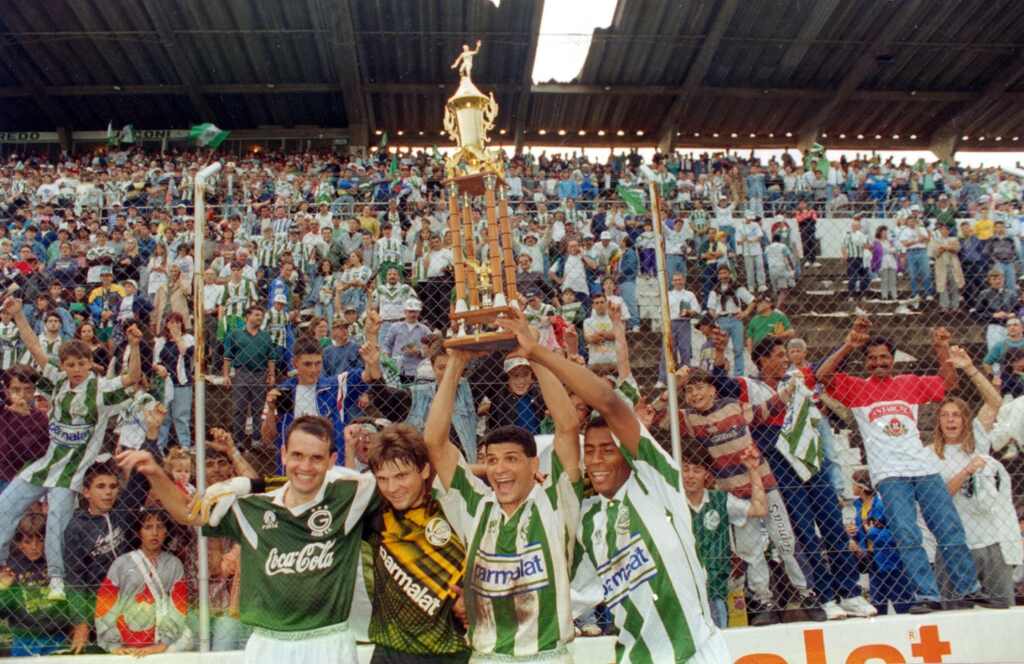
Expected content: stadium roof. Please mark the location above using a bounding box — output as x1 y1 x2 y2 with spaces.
1 0 1023 153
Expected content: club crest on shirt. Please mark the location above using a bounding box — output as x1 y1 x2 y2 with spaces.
703 510 721 531
262 511 278 530
424 516 452 547
882 417 907 437
307 506 333 537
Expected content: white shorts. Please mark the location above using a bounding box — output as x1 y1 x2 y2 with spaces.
687 629 731 664
470 645 573 664
245 622 355 664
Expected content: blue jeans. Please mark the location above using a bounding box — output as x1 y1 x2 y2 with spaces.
0 479 75 579
764 450 860 602
716 315 745 375
906 248 932 298
709 597 728 629
159 384 193 450
877 474 979 602
666 254 686 280
618 280 641 330
994 260 1018 296
658 319 693 382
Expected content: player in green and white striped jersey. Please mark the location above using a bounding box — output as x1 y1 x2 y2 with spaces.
425 311 583 663
514 318 730 664
0 297 141 601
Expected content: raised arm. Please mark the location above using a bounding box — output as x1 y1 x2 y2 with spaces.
4 298 47 369
497 309 641 455
948 345 1002 426
610 302 632 382
423 349 472 488
122 324 143 387
932 327 958 392
531 359 581 482
115 450 194 525
816 320 870 386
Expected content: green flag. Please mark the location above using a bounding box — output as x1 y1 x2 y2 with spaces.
616 185 646 215
379 131 388 150
106 122 117 146
190 123 230 149
118 124 135 145
388 155 398 179
431 145 442 161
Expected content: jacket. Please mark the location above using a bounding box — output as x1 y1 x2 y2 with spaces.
270 372 369 469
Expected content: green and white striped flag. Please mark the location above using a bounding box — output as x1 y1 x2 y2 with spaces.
118 124 135 144
616 185 646 215
190 123 230 149
106 122 117 146
379 131 388 150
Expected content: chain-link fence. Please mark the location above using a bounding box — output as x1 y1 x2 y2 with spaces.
0 147 1021 656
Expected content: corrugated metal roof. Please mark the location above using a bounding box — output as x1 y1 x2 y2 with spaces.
0 0 1021 147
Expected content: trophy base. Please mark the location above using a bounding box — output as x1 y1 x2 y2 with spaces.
451 305 517 326
443 330 518 352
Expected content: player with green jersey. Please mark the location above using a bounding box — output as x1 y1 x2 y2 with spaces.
424 317 583 664
363 423 470 664
0 297 141 601
500 314 730 664
120 415 378 664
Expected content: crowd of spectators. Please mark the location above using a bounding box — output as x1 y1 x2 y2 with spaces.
0 142 1021 654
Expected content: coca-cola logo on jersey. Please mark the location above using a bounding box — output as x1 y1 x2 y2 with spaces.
264 541 335 576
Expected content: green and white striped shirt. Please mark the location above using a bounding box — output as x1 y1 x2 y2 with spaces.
572 423 720 664
21 365 133 491
255 236 282 269
220 278 258 318
0 321 22 370
438 455 582 659
20 334 62 371
262 308 289 348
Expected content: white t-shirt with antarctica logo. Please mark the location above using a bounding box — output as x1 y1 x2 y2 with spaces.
826 373 946 482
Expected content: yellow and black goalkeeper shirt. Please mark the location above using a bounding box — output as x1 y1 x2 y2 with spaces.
364 499 469 656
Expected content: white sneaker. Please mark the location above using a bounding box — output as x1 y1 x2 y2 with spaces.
822 600 847 620
895 305 913 315
840 595 878 618
654 381 666 391
47 577 66 601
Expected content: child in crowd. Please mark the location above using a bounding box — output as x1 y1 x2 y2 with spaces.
848 469 914 615
682 445 767 629
95 509 192 655
636 221 657 275
555 288 584 328
0 513 74 656
163 448 195 496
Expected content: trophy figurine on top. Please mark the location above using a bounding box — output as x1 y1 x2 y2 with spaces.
441 41 520 352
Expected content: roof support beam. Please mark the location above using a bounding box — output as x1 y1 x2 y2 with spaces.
796 0 925 148
513 0 545 154
776 0 842 81
928 49 1024 159
140 0 215 122
656 0 740 152
329 0 371 149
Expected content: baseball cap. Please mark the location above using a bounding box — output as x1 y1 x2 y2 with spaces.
273 293 288 304
599 231 612 240
503 357 529 373
404 298 422 311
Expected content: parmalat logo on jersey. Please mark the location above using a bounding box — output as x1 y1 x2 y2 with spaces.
472 544 549 598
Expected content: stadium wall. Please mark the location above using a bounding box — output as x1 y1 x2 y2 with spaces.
16 607 1023 664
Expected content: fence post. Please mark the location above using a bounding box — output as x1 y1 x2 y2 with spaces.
193 161 221 653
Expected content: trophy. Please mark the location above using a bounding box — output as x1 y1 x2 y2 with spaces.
442 41 519 352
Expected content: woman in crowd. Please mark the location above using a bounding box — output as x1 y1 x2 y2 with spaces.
145 243 170 300
75 320 111 375
95 509 192 656
114 237 143 284
154 312 195 451
933 347 1021 608
339 250 372 314
152 264 191 333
